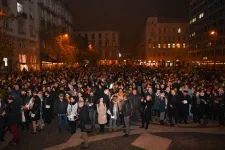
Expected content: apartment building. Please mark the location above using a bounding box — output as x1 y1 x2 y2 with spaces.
0 0 39 71
139 16 189 66
74 29 120 64
0 0 73 71
189 0 225 64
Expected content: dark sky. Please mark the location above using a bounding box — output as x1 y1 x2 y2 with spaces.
68 0 189 54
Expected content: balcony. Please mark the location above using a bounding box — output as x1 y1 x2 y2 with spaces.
17 12 27 19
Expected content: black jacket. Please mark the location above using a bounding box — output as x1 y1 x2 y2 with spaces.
78 105 90 132
167 94 179 109
144 100 154 117
54 99 68 115
6 100 21 126
129 94 141 110
31 96 41 115
122 100 132 117
44 96 54 109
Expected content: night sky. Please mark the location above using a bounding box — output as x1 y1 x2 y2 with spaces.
68 0 189 55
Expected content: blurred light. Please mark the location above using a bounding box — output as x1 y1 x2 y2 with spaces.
3 58 8 66
119 53 122 58
64 34 68 38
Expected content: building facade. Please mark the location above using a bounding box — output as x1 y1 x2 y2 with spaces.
0 0 39 72
139 17 189 67
0 0 73 72
74 29 120 64
37 0 73 68
189 0 225 64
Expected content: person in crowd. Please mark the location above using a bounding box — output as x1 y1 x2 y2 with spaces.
167 90 179 126
30 94 43 134
78 101 90 149
67 96 78 134
140 95 153 129
191 91 202 124
4 96 21 146
87 90 97 128
97 97 107 132
129 89 141 124
0 95 6 142
108 95 119 131
20 89 30 130
179 90 191 124
54 93 68 132
37 91 45 127
122 94 132 137
44 91 54 124
159 92 167 124
216 88 225 126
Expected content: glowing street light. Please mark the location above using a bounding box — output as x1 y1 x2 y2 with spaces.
210 31 216 36
64 34 68 38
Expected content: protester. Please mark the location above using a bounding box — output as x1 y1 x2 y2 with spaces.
0 95 6 142
108 95 119 131
67 96 78 134
122 94 132 137
78 101 90 149
54 93 68 132
97 97 107 132
4 96 21 146
30 94 43 134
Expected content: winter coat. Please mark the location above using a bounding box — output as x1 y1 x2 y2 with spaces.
67 102 78 121
159 97 167 112
144 100 154 118
6 100 21 126
79 105 90 132
122 100 133 117
129 94 141 110
54 99 68 115
97 102 107 124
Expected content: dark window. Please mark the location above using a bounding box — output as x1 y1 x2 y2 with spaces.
92 34 95 39
98 33 102 39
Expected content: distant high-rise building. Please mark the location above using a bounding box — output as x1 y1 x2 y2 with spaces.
189 0 225 64
139 17 189 67
74 29 120 64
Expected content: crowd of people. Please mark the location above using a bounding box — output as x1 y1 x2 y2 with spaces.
0 66 224 149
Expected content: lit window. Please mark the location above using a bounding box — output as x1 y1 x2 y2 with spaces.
168 44 171 48
19 54 26 63
176 43 181 48
158 44 161 48
178 28 181 33
172 44 175 48
17 2 23 13
163 44 166 48
199 13 204 19
183 43 186 48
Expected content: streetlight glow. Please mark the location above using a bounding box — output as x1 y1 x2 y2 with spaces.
64 34 68 38
210 31 216 36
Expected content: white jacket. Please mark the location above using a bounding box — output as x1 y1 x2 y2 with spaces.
67 103 78 121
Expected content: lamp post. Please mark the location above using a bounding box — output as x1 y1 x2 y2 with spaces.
209 30 217 67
